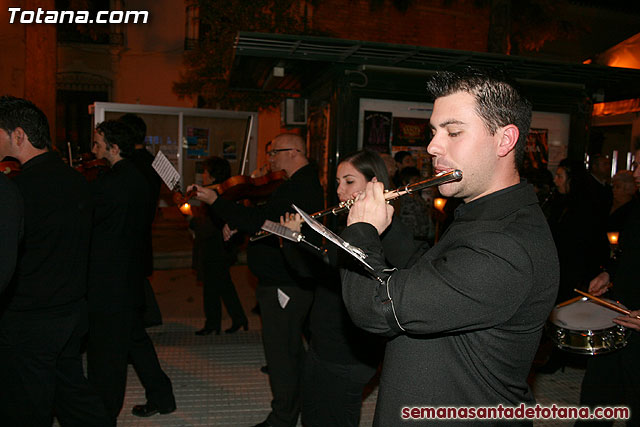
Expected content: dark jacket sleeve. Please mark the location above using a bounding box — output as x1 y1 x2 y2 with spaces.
0 174 23 293
340 223 534 337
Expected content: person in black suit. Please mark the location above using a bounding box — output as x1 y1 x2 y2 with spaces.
119 113 163 327
0 171 22 293
0 96 110 426
578 146 640 427
339 70 559 426
189 133 324 427
190 156 248 335
87 120 175 424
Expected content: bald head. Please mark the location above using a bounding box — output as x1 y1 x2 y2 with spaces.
269 133 309 177
274 133 306 156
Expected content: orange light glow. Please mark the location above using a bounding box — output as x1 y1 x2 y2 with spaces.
593 99 640 117
607 232 619 245
179 203 193 216
434 198 446 212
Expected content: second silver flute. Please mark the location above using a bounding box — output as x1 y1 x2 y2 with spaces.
250 169 463 242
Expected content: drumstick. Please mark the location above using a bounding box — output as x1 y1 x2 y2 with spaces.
557 283 613 308
556 296 586 308
573 289 637 317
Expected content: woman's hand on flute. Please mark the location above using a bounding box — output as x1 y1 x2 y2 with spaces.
280 212 303 233
186 184 218 205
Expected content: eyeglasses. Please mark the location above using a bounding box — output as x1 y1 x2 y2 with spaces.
267 148 299 157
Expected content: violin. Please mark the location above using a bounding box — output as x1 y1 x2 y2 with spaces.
74 153 109 181
173 169 287 207
216 170 286 201
0 160 21 178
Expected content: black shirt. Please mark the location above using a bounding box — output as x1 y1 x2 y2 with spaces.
0 172 23 293
88 158 150 312
210 164 324 287
341 182 559 424
3 152 92 312
130 147 162 276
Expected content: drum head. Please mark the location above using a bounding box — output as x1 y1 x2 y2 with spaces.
550 298 627 331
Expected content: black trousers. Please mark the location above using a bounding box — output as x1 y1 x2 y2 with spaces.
302 347 377 427
257 285 313 427
87 308 175 424
202 244 247 331
0 300 110 427
577 334 640 426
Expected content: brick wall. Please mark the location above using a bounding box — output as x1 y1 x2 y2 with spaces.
307 0 490 52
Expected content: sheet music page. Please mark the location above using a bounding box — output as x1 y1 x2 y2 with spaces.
292 204 375 273
152 151 181 191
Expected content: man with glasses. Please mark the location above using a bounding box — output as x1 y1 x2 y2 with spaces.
580 145 640 426
189 133 324 427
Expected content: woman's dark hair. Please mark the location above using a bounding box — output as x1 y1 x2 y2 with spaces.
202 156 231 184
557 158 591 202
339 150 391 189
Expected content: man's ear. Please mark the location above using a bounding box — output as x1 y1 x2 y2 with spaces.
109 143 121 156
11 127 26 146
497 124 519 158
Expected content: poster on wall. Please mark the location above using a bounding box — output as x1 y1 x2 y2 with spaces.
222 141 237 160
391 146 431 177
525 128 549 169
363 111 392 153
308 104 331 193
392 117 431 146
186 127 210 159
157 136 179 166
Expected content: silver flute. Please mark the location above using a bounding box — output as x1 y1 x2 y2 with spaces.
249 169 463 242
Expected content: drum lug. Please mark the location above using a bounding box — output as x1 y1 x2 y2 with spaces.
603 333 612 349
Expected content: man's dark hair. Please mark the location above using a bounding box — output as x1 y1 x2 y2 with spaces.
96 120 135 158
0 96 52 150
119 113 147 145
202 156 231 184
426 68 532 169
394 151 412 164
557 158 591 202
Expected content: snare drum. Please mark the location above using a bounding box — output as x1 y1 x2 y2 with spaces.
548 298 630 355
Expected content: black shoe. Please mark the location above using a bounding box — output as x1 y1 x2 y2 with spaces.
260 365 268 374
131 402 176 417
253 419 273 427
225 322 248 334
195 327 220 336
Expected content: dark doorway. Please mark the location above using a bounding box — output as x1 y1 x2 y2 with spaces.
56 90 108 157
